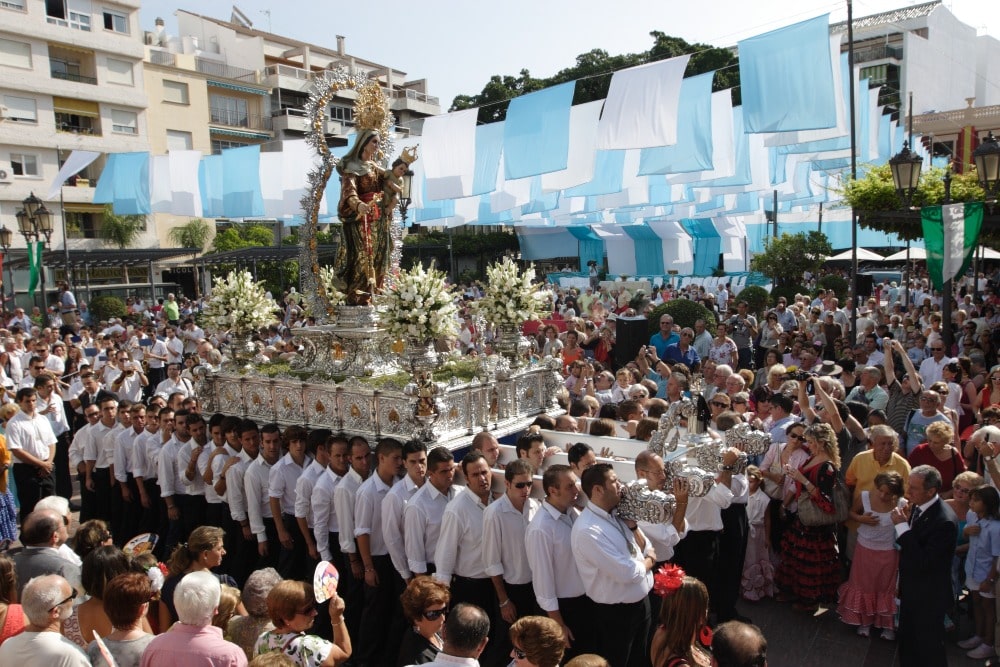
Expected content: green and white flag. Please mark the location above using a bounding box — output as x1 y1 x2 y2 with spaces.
27 240 44 296
921 201 984 290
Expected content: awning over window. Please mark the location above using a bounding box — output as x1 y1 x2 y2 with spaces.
52 97 99 117
206 80 268 96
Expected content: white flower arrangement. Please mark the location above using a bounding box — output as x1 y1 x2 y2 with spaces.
474 257 550 328
202 270 277 336
318 265 346 307
380 262 459 341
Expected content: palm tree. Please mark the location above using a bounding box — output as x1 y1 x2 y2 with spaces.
168 218 213 298
100 204 145 284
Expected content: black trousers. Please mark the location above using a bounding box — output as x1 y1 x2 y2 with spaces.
718 503 750 622
492 581 539 664
78 468 97 523
180 493 207 542
332 533 363 646
118 473 143 546
55 432 72 501
899 600 948 666
12 463 54 522
357 554 405 667
591 597 651 667
259 516 280 569
92 467 113 523
671 529 722 616
277 513 308 579
140 478 161 537
559 595 598 661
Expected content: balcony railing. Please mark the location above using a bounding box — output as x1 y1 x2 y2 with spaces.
854 44 903 64
51 70 97 85
57 123 98 135
148 50 175 67
388 88 440 106
264 64 313 81
209 107 273 131
196 57 259 83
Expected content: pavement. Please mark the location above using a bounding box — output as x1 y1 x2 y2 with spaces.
735 596 986 666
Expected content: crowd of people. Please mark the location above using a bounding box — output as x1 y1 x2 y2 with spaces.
3 264 1000 666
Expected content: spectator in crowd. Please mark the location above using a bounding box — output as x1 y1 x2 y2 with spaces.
0 574 87 666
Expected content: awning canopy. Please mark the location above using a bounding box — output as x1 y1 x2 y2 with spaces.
194 245 339 266
3 247 199 270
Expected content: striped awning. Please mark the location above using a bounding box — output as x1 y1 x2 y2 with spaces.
206 79 269 96
209 127 271 140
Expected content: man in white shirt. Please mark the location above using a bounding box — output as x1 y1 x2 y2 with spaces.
525 464 596 660
132 405 165 539
178 412 209 542
163 326 184 365
113 404 146 545
268 425 313 578
919 341 954 386
154 363 193 400
69 405 101 522
226 421 261 584
571 463 654 667
82 395 118 524
6 388 58 521
418 604 491 667
108 355 148 403
404 446 459 579
354 438 404 667
0 574 89 666
143 327 170 388
295 429 331 565
382 440 426 584
33 374 72 503
157 409 191 554
434 452 497 660
483 458 540 660
634 452 689 566
331 436 370 640
246 423 282 570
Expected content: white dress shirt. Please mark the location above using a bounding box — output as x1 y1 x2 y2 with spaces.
381 475 421 580
113 427 142 483
525 501 586 612
334 468 364 555
638 518 688 563
178 441 207 497
5 410 57 461
434 489 491 583
36 394 70 437
404 483 461 575
294 460 326 527
245 457 275 543
268 452 312 516
571 501 653 604
131 429 160 480
156 436 184 498
482 494 539 585
209 444 241 504
682 482 734 532
68 423 94 471
84 422 116 469
354 472 393 556
313 467 345 561
226 450 255 523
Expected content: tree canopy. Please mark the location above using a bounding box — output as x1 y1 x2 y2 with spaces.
100 205 145 250
750 231 832 288
210 224 275 253
450 31 740 123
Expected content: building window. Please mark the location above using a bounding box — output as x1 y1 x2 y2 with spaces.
211 139 249 155
163 80 189 105
166 130 193 151
0 0 26 11
102 8 127 33
10 153 39 176
0 37 31 68
329 104 354 125
3 95 36 123
105 57 133 85
110 109 137 134
65 210 100 239
210 94 248 127
46 0 92 30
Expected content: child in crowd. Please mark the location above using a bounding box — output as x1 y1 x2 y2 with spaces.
837 471 906 640
741 466 775 601
958 485 1000 660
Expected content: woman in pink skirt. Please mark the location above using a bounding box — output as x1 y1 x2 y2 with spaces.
837 471 906 639
742 466 775 601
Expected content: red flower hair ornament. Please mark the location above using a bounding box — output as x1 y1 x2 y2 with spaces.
652 564 686 597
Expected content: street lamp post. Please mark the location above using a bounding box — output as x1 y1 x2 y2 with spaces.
15 191 54 313
888 132 1000 352
0 225 11 318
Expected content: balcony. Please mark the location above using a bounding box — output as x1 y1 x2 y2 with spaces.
271 108 344 136
263 64 314 93
853 43 903 64
57 122 98 136
210 107 273 132
51 70 97 85
388 88 440 115
197 57 259 83
148 50 175 67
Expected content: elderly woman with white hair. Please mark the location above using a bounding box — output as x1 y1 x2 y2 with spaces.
972 425 1000 489
229 568 283 660
141 571 247 667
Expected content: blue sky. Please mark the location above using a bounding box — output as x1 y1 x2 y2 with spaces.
139 0 1000 109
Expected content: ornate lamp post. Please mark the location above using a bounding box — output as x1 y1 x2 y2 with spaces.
0 225 11 317
973 131 1000 202
15 191 54 312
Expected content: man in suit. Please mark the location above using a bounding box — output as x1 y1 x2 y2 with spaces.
891 464 958 667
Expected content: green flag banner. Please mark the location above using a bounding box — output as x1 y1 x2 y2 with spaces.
27 240 44 296
921 201 984 291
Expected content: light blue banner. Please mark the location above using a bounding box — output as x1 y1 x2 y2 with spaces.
503 81 575 179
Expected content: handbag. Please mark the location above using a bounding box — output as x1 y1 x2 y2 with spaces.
796 473 850 527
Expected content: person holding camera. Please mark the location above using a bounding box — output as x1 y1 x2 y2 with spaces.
108 351 148 403
726 301 758 371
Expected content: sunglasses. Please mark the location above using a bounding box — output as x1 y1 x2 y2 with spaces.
788 432 805 441
930 347 944 351
711 401 730 408
512 481 532 490
50 588 78 611
513 647 528 660
422 607 448 621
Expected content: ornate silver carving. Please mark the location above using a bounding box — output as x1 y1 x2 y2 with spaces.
617 479 677 524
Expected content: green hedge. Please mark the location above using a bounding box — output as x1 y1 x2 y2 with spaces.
89 295 126 322
736 286 769 317
647 300 717 336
